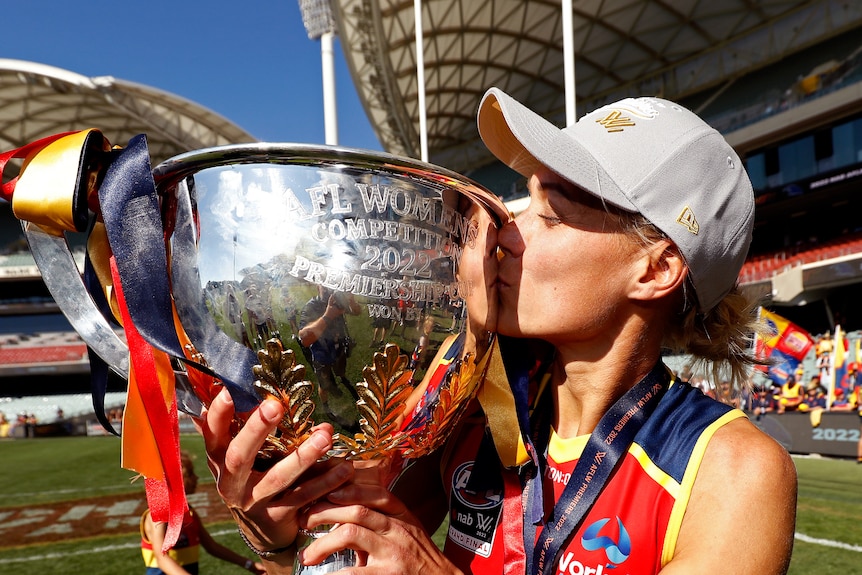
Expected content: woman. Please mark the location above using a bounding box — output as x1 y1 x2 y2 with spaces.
199 88 797 575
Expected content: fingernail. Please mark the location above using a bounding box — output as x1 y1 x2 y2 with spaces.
309 430 330 450
219 389 234 405
260 400 280 422
327 488 344 502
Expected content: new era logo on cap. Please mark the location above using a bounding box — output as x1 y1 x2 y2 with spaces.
676 206 699 235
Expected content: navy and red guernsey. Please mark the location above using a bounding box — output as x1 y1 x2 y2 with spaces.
441 374 743 575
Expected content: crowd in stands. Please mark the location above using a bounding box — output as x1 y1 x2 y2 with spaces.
671 329 862 419
0 391 126 438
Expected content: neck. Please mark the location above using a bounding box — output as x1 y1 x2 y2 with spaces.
549 318 662 439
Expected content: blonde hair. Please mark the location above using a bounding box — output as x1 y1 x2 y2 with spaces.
618 212 765 390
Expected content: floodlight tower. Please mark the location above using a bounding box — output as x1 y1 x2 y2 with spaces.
298 0 339 145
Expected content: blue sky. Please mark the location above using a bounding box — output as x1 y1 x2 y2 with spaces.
0 1 382 151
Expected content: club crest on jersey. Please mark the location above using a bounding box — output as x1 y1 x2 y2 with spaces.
448 461 503 558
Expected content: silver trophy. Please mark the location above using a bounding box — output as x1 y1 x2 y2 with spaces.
16 139 508 571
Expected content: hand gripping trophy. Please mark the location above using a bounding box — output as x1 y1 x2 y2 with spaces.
0 130 510 570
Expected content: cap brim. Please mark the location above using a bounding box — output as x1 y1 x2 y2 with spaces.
477 88 637 213
477 88 553 179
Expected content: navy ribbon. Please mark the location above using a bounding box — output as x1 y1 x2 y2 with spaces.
97 134 259 412
83 253 120 436
524 361 669 575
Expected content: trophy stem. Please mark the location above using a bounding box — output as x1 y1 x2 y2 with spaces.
294 526 357 574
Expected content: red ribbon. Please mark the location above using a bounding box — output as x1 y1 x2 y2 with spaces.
110 257 186 551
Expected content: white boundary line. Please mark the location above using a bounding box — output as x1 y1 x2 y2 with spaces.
794 532 862 553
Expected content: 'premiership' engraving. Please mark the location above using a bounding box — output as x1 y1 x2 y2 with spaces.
288 254 473 302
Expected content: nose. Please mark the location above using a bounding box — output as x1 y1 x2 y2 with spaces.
497 217 525 259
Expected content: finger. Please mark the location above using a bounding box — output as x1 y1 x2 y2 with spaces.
223 398 283 473
252 430 353 503
204 393 280 508
200 388 236 459
302 502 391 535
299 521 374 567
324 482 406 516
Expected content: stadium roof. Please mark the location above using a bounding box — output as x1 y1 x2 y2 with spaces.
0 58 255 167
334 0 862 173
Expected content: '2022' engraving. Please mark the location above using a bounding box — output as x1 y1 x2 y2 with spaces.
361 245 433 278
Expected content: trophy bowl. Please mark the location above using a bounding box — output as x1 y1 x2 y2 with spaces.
6 134 509 573
149 143 509 464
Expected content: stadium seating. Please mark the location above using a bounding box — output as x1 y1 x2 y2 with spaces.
739 232 862 284
0 392 126 426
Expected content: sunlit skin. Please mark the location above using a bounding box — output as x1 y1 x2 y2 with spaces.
496 170 640 346
198 167 796 575
496 169 683 438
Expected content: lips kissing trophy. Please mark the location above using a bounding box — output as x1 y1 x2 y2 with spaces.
0 130 511 570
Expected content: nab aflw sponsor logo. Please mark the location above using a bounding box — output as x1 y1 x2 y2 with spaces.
449 461 503 558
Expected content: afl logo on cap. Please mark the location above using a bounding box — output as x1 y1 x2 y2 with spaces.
594 98 661 133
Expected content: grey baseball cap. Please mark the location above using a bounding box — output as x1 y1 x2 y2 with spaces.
477 87 754 313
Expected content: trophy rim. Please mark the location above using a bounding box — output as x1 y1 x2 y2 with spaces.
151 142 511 228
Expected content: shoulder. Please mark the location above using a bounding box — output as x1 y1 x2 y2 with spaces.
668 417 796 573
703 416 796 489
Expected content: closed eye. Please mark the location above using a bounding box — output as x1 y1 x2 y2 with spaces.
537 213 563 226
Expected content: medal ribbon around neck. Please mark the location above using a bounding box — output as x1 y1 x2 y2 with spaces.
524 362 669 575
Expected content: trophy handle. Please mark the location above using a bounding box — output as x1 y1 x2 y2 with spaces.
23 220 129 379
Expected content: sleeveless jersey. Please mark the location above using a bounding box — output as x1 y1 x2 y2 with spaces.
141 506 201 570
441 377 745 575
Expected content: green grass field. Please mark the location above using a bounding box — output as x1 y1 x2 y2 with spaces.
1 436 860 574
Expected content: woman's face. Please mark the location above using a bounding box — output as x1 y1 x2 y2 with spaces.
496 169 642 346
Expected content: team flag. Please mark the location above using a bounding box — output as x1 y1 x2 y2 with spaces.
828 325 852 409
756 308 815 384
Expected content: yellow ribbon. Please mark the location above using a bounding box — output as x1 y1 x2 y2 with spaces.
477 344 529 467
86 222 122 322
12 129 108 236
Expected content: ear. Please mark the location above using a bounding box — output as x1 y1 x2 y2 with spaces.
628 239 687 303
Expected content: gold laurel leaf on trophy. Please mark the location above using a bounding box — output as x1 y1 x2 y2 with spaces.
252 338 316 457
354 343 415 448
